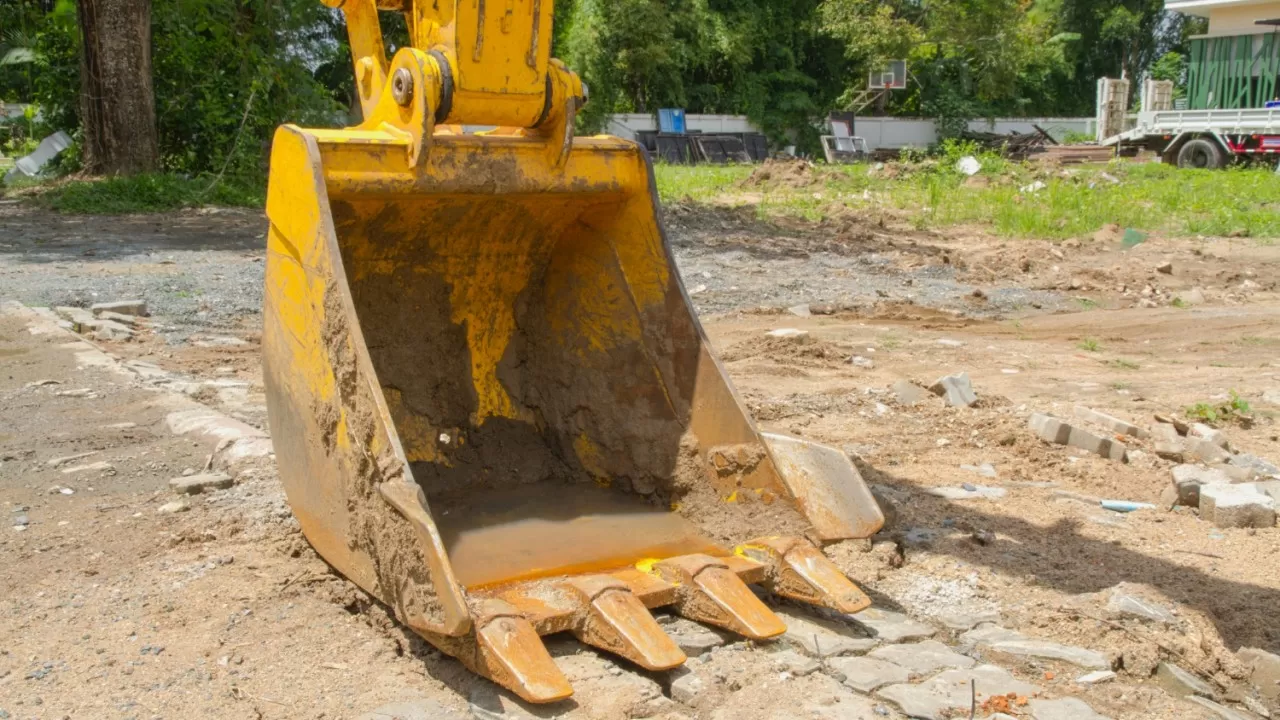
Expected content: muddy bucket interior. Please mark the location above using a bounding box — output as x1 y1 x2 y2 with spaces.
327 181 765 588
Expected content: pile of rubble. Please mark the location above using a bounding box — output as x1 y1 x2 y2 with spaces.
1026 406 1277 528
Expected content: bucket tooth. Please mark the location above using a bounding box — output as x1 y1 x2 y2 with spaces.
564 575 686 671
653 554 786 640
737 537 872 614
471 601 573 704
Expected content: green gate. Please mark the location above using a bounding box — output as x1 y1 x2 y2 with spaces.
1187 33 1280 109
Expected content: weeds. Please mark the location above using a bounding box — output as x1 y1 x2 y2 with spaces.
13 173 263 214
1078 337 1101 352
1108 358 1140 370
1186 390 1252 426
653 159 1280 240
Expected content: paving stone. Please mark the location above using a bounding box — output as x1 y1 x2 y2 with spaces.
1185 437 1231 464
157 500 190 514
1199 483 1277 529
936 608 1001 631
766 328 811 344
359 699 465 720
1073 406 1148 439
1155 662 1215 698
876 664 1041 720
847 607 936 643
770 649 820 676
1238 647 1280 703
1029 413 1127 462
1105 584 1177 625
929 372 977 408
827 656 912 692
90 300 148 317
1189 423 1230 450
958 625 1026 648
868 640 976 675
169 472 235 495
468 685 538 720
1076 670 1117 685
668 667 707 705
925 485 1006 500
1185 696 1253 720
892 380 931 406
88 318 136 341
1028 697 1112 720
1255 480 1280 505
985 639 1110 669
776 607 877 658
1229 453 1280 479
1171 465 1233 507
657 615 729 657
1151 422 1181 442
961 626 1109 669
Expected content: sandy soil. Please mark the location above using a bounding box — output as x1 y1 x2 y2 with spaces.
2 198 1278 720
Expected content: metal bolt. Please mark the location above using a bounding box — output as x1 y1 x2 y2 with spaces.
391 68 414 107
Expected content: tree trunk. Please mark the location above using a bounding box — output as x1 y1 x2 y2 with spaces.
77 0 158 175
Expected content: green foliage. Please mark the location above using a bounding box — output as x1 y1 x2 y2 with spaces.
561 0 845 151
1150 51 1187 99
1078 337 1100 352
1186 402 1218 424
1185 392 1252 426
33 173 263 214
31 0 342 184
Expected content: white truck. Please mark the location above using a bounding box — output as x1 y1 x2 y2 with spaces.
1097 79 1280 168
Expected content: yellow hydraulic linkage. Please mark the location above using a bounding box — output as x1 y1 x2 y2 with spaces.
262 0 885 703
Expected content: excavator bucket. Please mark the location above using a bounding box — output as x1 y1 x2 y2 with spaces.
262 0 884 704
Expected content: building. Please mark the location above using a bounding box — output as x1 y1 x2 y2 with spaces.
1166 0 1280 108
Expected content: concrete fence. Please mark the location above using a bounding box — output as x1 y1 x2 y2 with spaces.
604 113 1099 152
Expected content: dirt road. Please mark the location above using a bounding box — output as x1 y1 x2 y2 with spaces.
2 201 1279 719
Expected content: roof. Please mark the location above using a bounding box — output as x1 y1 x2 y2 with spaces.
1166 0 1280 16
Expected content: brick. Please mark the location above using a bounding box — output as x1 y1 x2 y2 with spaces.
1073 406 1148 439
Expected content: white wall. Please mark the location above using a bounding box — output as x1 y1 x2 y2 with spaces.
603 113 1099 151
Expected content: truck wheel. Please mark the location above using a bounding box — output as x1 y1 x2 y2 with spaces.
1177 138 1225 169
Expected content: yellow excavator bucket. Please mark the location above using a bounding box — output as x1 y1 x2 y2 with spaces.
262 0 884 703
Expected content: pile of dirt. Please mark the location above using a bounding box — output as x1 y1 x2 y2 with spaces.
740 157 818 189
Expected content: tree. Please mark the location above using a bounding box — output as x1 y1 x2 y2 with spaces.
76 0 158 174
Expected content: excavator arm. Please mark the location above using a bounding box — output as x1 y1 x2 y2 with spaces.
263 0 884 703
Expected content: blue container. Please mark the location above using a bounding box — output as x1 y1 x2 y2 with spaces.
658 108 686 134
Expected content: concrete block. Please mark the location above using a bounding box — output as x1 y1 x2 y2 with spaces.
766 328 811 344
892 380 930 406
929 372 977 407
91 299 148 317
1170 465 1233 507
1184 437 1231 464
169 472 235 495
1238 647 1280 703
1189 423 1230 450
1029 413 1127 462
1073 406 1148 438
1155 662 1215 698
1199 483 1277 529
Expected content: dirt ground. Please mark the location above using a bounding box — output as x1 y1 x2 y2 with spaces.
2 195 1279 720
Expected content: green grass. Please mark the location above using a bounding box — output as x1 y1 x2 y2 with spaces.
15 173 263 214
1078 337 1101 352
654 159 1280 240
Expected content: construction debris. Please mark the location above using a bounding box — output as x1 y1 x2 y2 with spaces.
1028 413 1127 461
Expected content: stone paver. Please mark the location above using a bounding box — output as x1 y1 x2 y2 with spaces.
669 667 707 705
1075 670 1117 685
1029 413 1127 461
868 640 975 675
1238 647 1280 703
766 328 811 344
828 656 912 692
893 380 931 406
961 626 1109 669
1170 465 1233 507
936 608 1001 631
876 664 1040 720
776 607 878 657
658 615 729 657
1186 696 1253 720
847 607 936 643
929 372 977 408
1105 584 1177 625
1028 697 1111 720
770 649 820 676
1199 483 1277 529
169 471 235 495
985 639 1110 669
1155 662 1215 698
1073 406 1148 438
